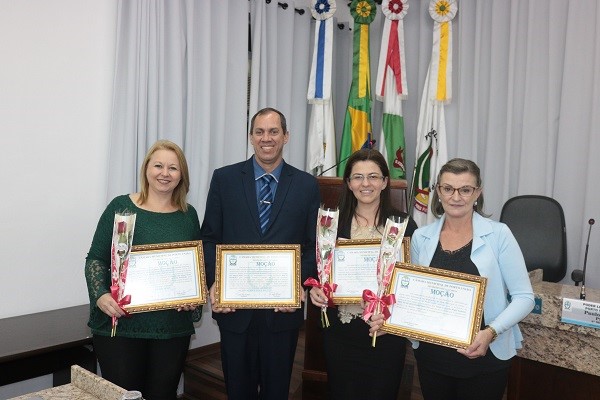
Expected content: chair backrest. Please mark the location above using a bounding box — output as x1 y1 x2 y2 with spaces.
499 195 567 282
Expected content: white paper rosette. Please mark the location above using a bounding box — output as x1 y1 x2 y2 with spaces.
429 0 458 23
381 0 408 21
310 0 336 20
427 0 457 103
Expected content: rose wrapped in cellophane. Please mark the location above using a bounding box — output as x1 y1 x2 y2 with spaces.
304 207 339 327
362 215 408 346
110 212 136 337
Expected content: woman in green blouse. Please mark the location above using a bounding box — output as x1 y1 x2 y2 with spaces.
85 140 201 400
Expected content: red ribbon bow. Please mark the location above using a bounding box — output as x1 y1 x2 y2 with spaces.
110 284 132 327
304 277 338 307
362 289 396 321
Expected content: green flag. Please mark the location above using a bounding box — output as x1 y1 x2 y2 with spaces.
337 0 377 176
376 8 409 179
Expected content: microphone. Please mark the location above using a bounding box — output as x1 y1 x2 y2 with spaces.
580 218 595 300
317 138 376 177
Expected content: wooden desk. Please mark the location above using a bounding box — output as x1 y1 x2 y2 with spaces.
0 304 96 387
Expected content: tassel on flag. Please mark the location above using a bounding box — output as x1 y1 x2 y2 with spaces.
307 1 335 103
337 0 377 176
307 0 337 176
376 0 409 179
428 0 457 103
411 0 456 227
375 0 408 101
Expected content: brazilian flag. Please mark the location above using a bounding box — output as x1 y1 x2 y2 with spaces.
337 0 377 176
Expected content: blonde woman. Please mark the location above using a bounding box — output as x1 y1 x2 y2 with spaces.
85 140 201 400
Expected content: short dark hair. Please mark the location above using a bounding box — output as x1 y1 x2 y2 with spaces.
431 158 489 218
249 107 287 135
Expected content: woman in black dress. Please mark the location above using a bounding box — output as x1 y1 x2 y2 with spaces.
309 149 417 400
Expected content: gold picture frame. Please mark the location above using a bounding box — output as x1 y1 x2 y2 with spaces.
214 244 301 309
382 263 487 349
331 237 411 304
122 240 207 313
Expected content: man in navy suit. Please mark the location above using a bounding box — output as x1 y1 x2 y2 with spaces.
201 107 320 399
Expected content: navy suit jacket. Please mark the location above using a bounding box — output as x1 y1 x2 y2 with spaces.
201 157 320 333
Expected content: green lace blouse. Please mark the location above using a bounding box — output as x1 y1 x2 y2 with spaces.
85 195 202 339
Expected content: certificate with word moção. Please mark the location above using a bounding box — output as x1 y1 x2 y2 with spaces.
214 244 301 309
123 241 207 313
382 263 487 349
331 238 410 304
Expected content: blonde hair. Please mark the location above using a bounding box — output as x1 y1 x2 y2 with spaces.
138 140 190 212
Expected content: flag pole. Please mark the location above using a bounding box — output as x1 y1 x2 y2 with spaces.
407 163 418 219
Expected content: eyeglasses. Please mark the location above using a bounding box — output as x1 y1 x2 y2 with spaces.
349 174 385 183
437 184 479 197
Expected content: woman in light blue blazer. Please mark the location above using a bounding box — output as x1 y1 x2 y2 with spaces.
410 158 534 400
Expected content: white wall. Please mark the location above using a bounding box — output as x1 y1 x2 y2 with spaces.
0 1 217 397
0 0 116 317
0 0 116 396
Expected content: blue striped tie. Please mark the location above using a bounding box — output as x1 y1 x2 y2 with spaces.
258 174 274 233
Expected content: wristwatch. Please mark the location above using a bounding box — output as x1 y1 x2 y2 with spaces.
484 325 498 341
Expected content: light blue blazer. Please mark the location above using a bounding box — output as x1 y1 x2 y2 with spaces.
411 212 535 360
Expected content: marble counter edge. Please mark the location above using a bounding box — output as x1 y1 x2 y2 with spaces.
8 365 127 400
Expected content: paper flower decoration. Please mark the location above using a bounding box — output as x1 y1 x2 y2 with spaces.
351 0 377 25
310 0 336 20
382 0 408 20
429 0 458 23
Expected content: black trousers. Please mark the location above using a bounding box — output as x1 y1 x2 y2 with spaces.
93 334 190 400
322 316 407 400
219 309 299 400
417 363 510 400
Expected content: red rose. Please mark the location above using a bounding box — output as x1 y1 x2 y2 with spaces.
117 221 127 234
389 226 399 236
320 215 333 228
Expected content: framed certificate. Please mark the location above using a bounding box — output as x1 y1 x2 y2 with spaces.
382 263 487 349
122 240 207 313
331 237 411 304
214 244 301 309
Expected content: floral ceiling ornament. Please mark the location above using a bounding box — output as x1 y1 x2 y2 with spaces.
310 0 336 20
382 0 408 21
429 0 458 23
351 0 376 25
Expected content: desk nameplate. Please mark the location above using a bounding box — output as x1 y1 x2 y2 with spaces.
561 298 600 329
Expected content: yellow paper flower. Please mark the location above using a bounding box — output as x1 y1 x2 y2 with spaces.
351 0 376 25
429 0 458 23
